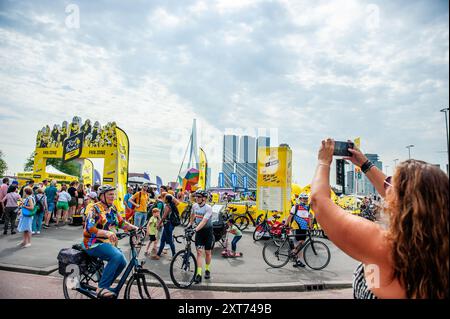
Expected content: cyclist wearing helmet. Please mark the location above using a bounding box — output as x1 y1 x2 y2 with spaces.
286 193 313 268
188 190 214 284
83 184 138 299
129 183 151 227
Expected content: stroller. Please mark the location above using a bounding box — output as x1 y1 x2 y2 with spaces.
211 204 228 249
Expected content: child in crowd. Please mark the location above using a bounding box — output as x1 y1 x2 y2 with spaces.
227 219 242 257
145 208 160 258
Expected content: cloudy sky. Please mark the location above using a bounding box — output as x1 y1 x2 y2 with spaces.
0 0 448 186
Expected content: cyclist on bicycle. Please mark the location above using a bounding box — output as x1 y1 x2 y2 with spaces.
82 185 139 298
188 189 214 284
286 193 313 268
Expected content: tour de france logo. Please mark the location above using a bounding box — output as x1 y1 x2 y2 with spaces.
63 133 84 162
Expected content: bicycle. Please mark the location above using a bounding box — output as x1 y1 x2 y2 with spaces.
230 203 263 231
180 202 193 227
170 227 197 289
262 227 331 270
62 228 170 299
252 210 283 241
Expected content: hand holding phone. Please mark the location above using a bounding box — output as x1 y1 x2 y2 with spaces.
333 141 354 157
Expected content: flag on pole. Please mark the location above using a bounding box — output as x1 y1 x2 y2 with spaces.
143 172 151 181
198 148 207 190
218 172 225 188
156 176 163 192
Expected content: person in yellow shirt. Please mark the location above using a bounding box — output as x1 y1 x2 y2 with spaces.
129 183 150 228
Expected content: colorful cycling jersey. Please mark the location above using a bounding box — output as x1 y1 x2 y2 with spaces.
290 203 312 230
192 203 213 229
83 202 126 249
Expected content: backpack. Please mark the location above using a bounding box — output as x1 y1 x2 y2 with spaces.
169 205 181 227
34 195 45 214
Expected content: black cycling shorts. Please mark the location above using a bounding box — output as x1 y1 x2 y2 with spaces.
295 229 307 241
195 228 214 250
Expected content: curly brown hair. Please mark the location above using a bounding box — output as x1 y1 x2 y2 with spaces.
385 160 449 299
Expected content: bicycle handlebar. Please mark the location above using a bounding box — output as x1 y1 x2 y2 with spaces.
116 228 145 240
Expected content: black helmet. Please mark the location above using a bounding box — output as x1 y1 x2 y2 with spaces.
195 190 208 198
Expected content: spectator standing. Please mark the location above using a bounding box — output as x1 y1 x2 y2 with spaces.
43 180 58 228
67 181 78 222
76 182 86 214
154 194 178 260
32 188 47 234
56 185 71 225
0 177 10 224
310 138 449 299
17 187 35 247
2 185 21 235
129 183 150 228
123 186 135 222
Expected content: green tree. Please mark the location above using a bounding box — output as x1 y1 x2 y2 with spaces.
24 152 35 171
0 150 8 176
23 152 81 177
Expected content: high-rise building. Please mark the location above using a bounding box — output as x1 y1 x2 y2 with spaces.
222 134 270 189
236 136 257 189
223 135 239 188
363 154 382 196
346 170 354 194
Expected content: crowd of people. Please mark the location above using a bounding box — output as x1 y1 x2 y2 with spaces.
1 137 448 300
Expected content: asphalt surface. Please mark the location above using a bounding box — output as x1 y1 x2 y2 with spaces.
0 270 353 299
0 223 359 292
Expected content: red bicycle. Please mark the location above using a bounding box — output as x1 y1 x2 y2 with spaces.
252 210 284 241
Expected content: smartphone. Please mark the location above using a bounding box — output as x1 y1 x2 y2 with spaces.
334 141 354 156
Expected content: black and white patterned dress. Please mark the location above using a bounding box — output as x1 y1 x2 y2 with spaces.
352 263 378 299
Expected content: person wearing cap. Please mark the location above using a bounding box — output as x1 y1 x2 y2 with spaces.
83 184 138 299
286 193 313 268
43 180 58 229
83 191 99 221
129 183 150 228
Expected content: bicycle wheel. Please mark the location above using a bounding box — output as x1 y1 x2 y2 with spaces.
124 269 170 299
262 239 291 268
253 223 269 241
63 267 102 299
303 240 331 270
234 216 249 231
170 250 197 289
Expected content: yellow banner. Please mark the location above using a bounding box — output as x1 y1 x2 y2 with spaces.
82 159 94 186
115 127 129 213
198 148 207 190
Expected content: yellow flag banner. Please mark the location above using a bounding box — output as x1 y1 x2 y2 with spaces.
198 148 207 190
82 159 94 186
115 127 130 213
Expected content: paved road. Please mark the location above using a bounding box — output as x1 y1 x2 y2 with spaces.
0 270 352 299
0 223 359 290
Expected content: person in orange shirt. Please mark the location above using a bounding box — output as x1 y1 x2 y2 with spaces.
129 183 150 228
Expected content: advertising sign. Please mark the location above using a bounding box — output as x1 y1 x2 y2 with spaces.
218 172 225 188
256 145 292 220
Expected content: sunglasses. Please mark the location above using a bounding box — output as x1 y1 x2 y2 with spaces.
384 176 393 190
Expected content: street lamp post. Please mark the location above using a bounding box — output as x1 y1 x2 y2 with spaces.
440 107 449 174
393 159 399 167
406 145 414 160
